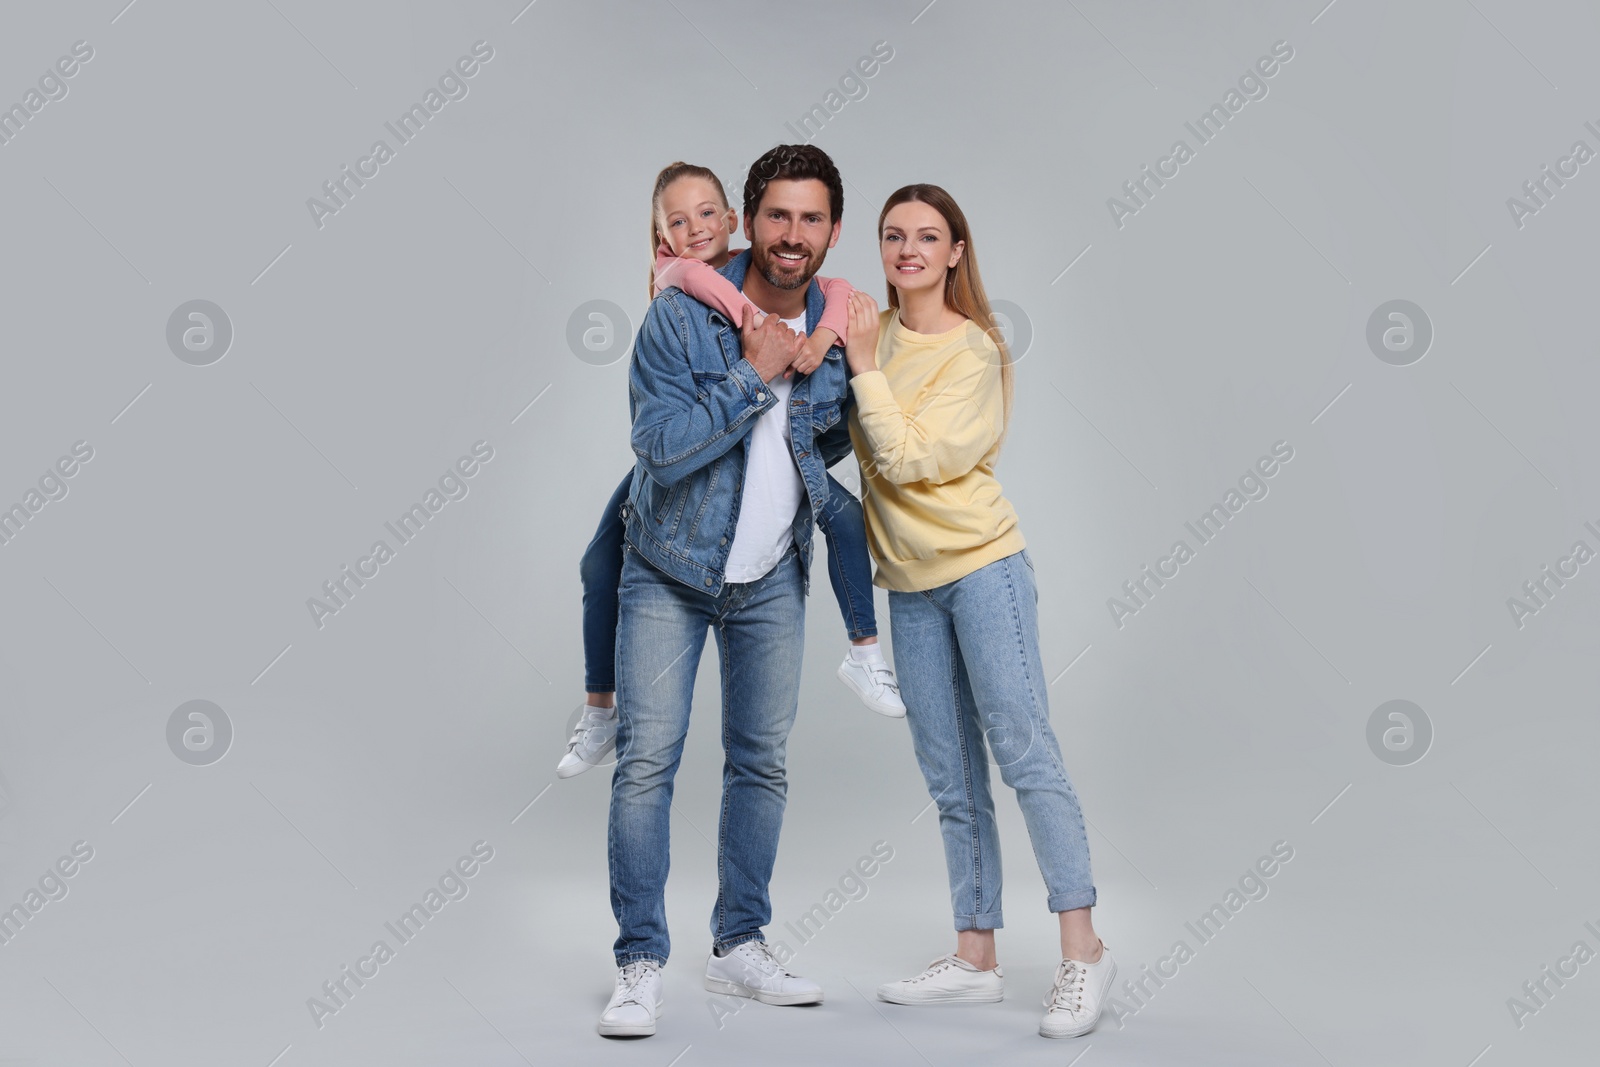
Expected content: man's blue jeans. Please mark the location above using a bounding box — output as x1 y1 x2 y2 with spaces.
608 541 806 965
888 549 1096 930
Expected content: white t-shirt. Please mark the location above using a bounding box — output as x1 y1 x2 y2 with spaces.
723 310 806 583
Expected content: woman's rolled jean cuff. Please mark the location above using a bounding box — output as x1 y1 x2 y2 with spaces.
845 625 878 641
953 911 1004 932
1048 888 1098 913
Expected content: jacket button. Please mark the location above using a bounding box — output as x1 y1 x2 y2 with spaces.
755 391 766 402
705 577 713 586
720 537 727 545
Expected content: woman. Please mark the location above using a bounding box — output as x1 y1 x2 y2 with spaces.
843 184 1114 1039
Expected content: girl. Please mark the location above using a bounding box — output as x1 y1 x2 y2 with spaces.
843 184 1115 1038
558 162 904 779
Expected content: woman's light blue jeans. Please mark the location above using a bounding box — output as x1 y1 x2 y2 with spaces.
888 548 1096 930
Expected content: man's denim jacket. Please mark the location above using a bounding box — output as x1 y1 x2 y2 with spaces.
621 250 855 596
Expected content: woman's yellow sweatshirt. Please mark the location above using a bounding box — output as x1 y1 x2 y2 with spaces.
847 307 1025 592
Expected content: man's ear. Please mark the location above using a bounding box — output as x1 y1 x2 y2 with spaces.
827 219 842 249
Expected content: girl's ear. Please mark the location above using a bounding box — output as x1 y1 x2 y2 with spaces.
722 207 738 234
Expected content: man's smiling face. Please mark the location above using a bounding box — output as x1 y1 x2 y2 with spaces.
744 178 840 292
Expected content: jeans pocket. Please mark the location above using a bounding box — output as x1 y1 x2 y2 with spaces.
1021 549 1035 573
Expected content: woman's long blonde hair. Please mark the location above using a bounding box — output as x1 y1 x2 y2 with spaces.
647 162 731 301
877 184 1014 449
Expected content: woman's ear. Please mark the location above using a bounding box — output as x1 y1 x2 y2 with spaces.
948 239 965 269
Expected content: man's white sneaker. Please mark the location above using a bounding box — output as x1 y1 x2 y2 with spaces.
557 704 617 779
877 953 1005 1004
703 940 823 1005
1040 941 1116 1038
597 960 663 1037
837 653 906 717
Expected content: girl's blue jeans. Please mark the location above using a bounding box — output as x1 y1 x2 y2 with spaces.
580 469 876 693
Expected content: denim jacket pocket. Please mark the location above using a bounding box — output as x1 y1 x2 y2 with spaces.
642 471 689 527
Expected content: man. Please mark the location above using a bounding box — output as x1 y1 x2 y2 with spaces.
599 144 856 1038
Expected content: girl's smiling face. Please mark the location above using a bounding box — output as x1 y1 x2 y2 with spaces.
657 176 738 261
880 200 964 295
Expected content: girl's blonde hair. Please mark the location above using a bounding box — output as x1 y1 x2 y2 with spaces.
647 162 730 301
877 183 1014 449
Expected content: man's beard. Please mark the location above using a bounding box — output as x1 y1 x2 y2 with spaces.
754 244 820 291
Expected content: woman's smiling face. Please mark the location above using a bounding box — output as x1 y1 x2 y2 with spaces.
657 176 737 260
880 200 963 295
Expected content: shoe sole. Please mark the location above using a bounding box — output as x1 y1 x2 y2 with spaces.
1039 958 1117 1038
877 986 1005 1005
597 1005 663 1038
703 975 822 1005
836 664 908 718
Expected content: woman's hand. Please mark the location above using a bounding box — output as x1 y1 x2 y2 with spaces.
844 291 880 376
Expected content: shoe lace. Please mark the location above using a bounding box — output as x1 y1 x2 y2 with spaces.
1045 958 1087 1013
615 961 656 1006
907 955 959 983
734 940 787 976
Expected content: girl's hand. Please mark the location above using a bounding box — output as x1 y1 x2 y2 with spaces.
787 329 835 379
733 300 767 332
844 291 880 376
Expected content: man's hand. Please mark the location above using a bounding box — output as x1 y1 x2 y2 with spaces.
844 291 881 376
740 304 805 384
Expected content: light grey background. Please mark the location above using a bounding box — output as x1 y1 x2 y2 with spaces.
1 1 1596 1064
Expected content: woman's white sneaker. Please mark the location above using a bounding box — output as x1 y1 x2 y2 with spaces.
877 953 1005 1004
597 960 663 1037
703 940 823 1005
1040 941 1116 1038
557 704 617 779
